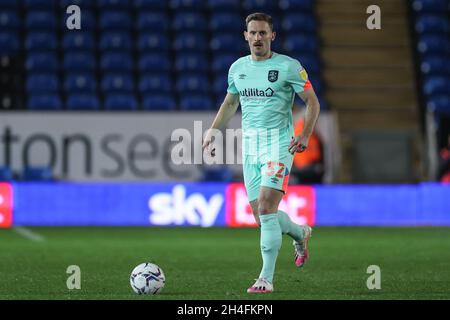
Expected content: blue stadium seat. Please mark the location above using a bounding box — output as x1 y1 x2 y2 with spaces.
212 54 237 73
26 12 57 30
271 39 284 53
284 35 318 53
100 52 133 72
180 95 214 111
417 35 450 55
27 94 62 110
0 11 20 30
282 13 317 32
24 0 56 10
170 0 205 10
142 95 177 111
242 0 278 12
295 55 320 74
136 13 169 32
210 34 246 53
412 0 448 13
138 33 170 52
308 74 323 94
202 166 233 182
101 74 134 93
134 0 167 9
97 0 130 9
175 53 209 72
60 0 94 9
207 0 240 11
66 94 100 110
63 52 96 72
138 54 171 72
173 33 207 51
317 95 328 110
26 32 57 51
64 73 97 93
423 76 450 96
279 0 314 11
0 0 20 9
176 74 210 94
209 13 244 32
415 14 450 34
173 13 207 32
0 166 13 181
215 95 226 108
26 73 59 94
62 32 94 51
427 94 450 114
104 94 137 110
421 55 450 75
213 75 228 96
22 166 53 181
99 11 132 31
266 14 284 32
139 74 172 94
61 11 95 30
0 32 20 53
99 32 132 51
26 53 59 72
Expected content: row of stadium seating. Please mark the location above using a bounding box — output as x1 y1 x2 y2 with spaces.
0 0 314 11
0 164 237 182
413 0 450 113
411 0 450 148
0 166 53 181
0 0 324 111
1 12 317 33
0 163 237 182
412 0 450 13
2 32 318 56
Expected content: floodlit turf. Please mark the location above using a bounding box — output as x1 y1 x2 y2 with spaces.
0 227 449 300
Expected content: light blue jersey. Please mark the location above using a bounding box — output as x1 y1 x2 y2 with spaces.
227 52 311 156
226 52 312 201
227 52 310 128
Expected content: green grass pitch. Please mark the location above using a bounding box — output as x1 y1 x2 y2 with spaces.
0 227 449 300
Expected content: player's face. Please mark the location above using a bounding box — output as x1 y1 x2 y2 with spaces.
244 20 275 57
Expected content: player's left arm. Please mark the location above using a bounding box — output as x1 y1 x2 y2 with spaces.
288 88 321 154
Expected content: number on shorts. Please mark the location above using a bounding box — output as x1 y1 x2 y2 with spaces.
265 161 285 178
276 162 285 178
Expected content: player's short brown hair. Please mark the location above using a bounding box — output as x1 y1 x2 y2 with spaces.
245 13 273 31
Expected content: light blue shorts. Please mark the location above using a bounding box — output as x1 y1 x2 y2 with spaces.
242 127 294 202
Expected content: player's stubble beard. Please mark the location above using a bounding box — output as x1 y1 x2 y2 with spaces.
252 43 271 59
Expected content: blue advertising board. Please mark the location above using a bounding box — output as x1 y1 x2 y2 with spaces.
12 182 227 227
3 182 450 227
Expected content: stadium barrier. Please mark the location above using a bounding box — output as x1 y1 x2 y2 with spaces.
1 182 449 227
0 112 338 182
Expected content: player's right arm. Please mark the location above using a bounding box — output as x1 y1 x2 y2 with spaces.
202 93 240 153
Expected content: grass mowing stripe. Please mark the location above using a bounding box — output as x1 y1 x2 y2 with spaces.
12 227 45 242
0 227 449 299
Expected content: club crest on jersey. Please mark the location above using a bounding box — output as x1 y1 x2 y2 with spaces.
268 70 279 82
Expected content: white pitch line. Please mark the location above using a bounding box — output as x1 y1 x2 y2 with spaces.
13 227 45 242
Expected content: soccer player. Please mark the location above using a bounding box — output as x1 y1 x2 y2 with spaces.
202 13 320 293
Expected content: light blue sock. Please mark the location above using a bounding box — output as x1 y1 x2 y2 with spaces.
277 210 305 242
258 213 282 283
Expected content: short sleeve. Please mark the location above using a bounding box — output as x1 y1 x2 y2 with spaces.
286 59 312 93
227 63 239 94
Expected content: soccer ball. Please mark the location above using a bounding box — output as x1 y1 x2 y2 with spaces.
130 262 165 295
